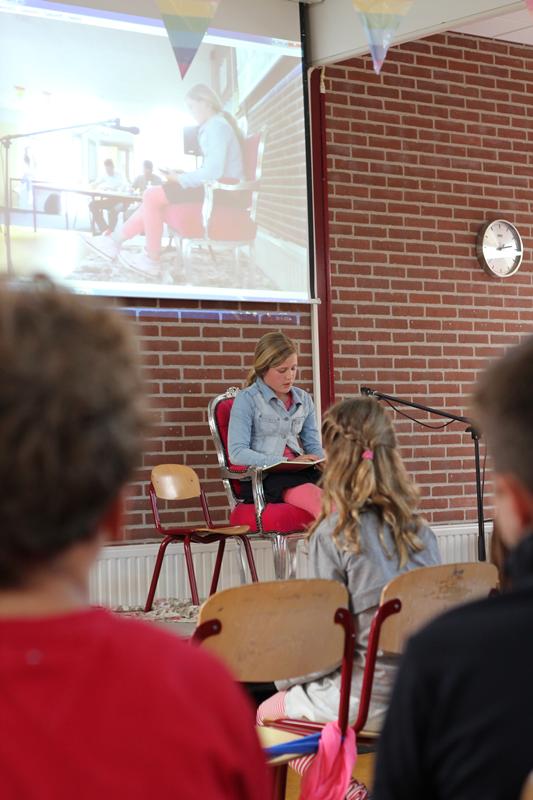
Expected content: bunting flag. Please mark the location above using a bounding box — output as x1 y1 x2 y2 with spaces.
155 0 221 79
352 0 415 75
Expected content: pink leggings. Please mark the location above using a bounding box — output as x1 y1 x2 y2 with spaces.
120 186 172 260
257 692 367 800
282 483 322 519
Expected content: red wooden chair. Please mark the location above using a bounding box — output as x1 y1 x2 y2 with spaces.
207 387 314 580
193 564 498 797
193 579 358 800
145 463 258 611
263 562 499 743
165 130 266 280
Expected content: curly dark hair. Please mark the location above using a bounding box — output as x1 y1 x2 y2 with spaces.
0 280 145 587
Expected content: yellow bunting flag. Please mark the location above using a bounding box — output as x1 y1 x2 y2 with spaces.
352 0 415 74
154 0 221 79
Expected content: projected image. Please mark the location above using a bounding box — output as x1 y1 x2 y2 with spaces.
0 0 310 302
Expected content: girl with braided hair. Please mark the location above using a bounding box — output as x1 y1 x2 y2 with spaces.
257 398 439 798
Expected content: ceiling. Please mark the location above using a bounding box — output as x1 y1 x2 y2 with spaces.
453 7 533 45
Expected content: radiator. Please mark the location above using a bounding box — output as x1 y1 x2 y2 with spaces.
90 522 493 608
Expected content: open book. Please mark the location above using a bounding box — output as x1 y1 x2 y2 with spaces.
262 458 325 474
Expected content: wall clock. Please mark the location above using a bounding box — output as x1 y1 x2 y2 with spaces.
476 219 523 278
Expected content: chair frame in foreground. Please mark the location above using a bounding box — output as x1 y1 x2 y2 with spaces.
192 578 396 799
265 562 500 742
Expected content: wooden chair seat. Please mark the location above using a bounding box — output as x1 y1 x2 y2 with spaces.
193 525 250 536
257 726 307 766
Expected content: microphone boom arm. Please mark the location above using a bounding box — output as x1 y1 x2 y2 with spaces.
1 119 118 144
361 385 486 562
360 387 471 426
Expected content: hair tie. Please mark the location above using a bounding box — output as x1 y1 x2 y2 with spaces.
361 449 374 461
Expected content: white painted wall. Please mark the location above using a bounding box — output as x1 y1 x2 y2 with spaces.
307 0 524 66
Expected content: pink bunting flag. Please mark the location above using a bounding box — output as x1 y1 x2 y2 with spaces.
155 0 221 79
352 0 415 75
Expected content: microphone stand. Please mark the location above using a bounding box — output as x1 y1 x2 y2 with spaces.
361 386 486 561
1 119 119 274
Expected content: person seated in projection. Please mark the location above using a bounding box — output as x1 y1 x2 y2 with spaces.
131 159 163 194
0 278 270 800
122 160 164 222
257 397 440 800
373 336 533 800
88 158 127 233
228 331 324 520
84 84 245 278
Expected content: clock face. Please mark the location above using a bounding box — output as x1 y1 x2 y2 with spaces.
477 219 523 278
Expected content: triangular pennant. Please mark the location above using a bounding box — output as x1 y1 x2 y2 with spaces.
155 0 221 79
352 0 415 74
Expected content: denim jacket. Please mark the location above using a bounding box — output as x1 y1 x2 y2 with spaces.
228 378 324 467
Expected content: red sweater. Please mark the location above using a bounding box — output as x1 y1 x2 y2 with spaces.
0 608 271 799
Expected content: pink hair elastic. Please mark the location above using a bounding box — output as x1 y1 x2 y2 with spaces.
361 449 374 461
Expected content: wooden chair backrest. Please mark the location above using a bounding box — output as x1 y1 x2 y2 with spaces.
521 772 533 800
151 464 201 501
379 562 499 655
196 579 349 683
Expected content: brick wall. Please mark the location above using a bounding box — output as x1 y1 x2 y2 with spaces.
325 31 533 524
246 63 308 248
121 30 533 540
121 299 313 539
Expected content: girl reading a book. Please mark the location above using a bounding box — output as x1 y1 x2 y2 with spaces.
228 331 324 519
256 397 440 799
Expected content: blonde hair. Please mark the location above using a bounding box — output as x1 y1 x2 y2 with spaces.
186 83 244 151
246 332 297 387
310 397 424 567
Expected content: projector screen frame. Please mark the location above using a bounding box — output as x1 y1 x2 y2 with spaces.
0 0 318 306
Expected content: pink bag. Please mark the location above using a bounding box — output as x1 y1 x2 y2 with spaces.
299 721 357 800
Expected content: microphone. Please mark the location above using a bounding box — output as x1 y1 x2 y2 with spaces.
360 386 375 396
106 119 140 135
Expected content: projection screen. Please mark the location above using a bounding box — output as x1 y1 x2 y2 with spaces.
0 0 313 302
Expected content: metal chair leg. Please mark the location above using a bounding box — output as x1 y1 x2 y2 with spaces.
239 535 259 583
271 763 288 800
145 534 174 612
287 536 302 580
209 538 226 596
234 538 248 585
183 536 200 606
272 534 288 581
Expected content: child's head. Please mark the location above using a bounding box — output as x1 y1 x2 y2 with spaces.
0 280 145 590
314 397 422 566
186 84 223 124
472 335 533 549
246 331 298 389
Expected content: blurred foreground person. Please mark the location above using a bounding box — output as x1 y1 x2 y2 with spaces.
0 279 270 800
374 335 533 800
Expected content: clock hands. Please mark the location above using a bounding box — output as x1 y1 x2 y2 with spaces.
484 246 519 257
